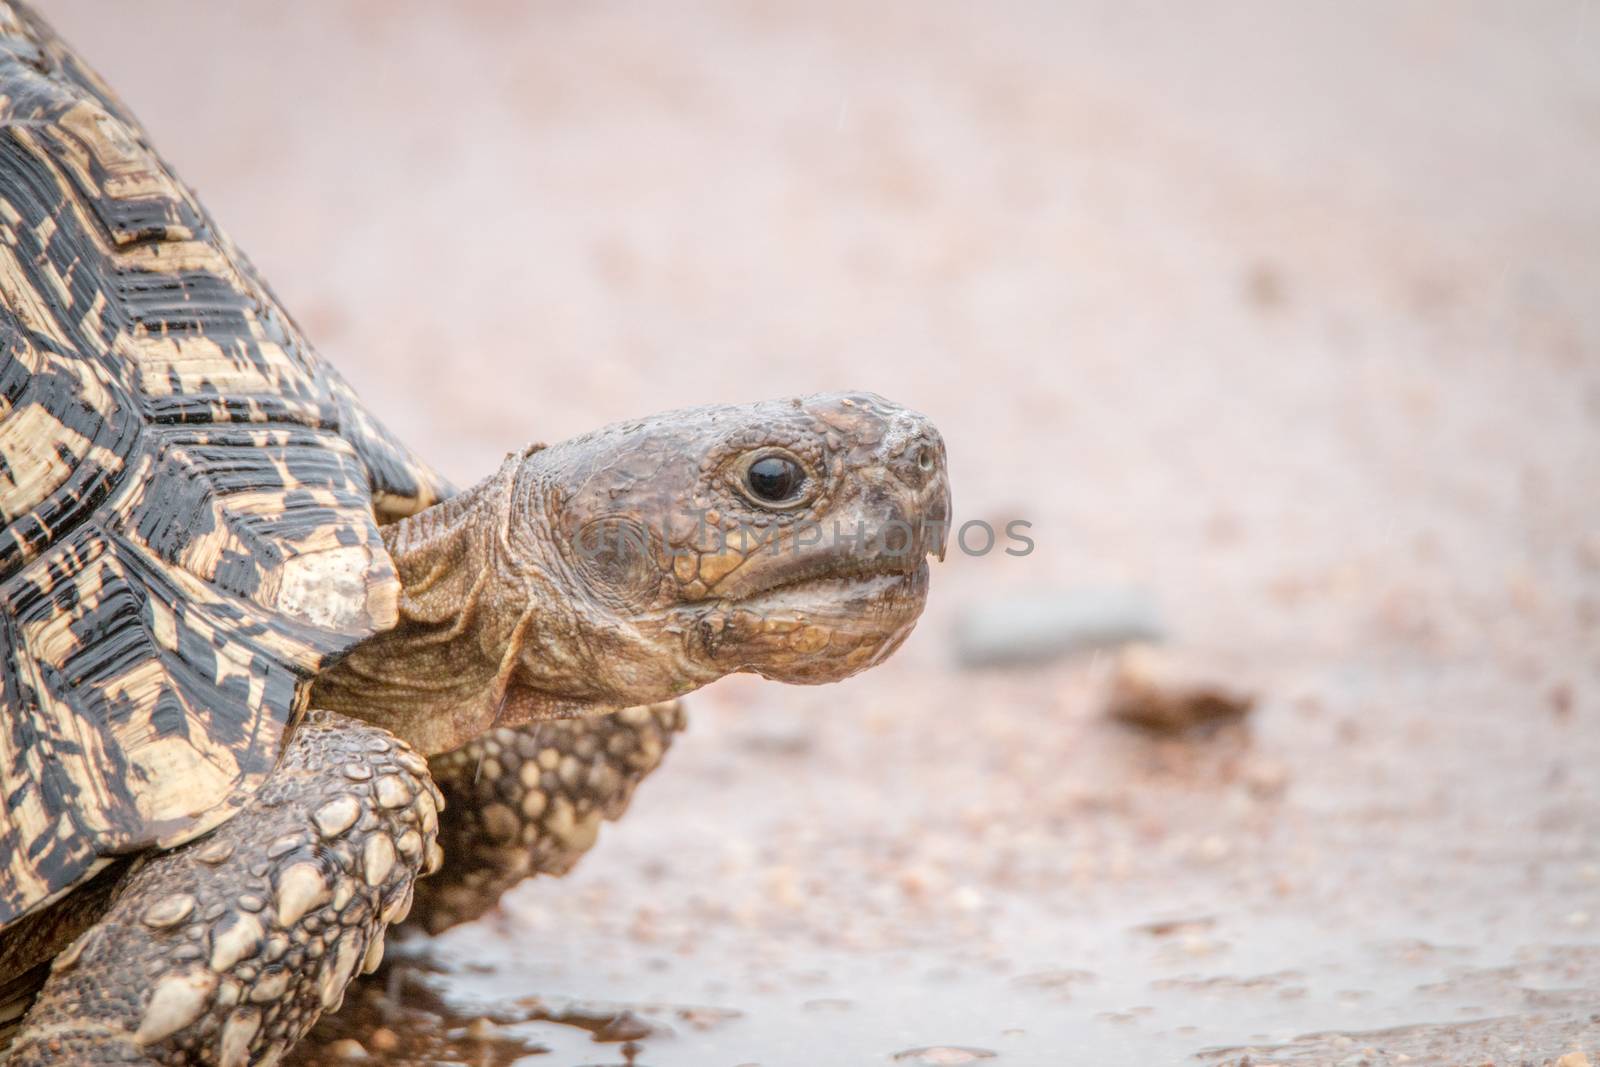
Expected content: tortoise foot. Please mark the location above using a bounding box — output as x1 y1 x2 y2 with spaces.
7 711 442 1066
407 700 685 935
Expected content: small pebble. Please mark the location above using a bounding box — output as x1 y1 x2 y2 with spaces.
953 588 1163 669
593 1010 655 1042
1105 644 1255 735
678 1006 744 1029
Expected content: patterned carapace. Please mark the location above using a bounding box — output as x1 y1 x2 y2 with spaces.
0 1 450 932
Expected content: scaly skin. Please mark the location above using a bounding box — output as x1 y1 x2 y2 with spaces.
7 713 441 1067
408 702 686 935
3 708 686 1064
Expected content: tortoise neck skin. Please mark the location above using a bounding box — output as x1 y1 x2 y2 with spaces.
313 393 951 755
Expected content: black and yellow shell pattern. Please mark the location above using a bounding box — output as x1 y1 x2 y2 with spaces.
0 2 452 932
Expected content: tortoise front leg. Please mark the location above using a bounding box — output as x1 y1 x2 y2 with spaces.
405 701 685 935
7 712 442 1067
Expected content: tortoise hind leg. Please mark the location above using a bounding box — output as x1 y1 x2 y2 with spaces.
6 711 442 1067
405 700 685 935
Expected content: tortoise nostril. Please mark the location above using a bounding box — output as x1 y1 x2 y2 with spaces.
916 445 935 474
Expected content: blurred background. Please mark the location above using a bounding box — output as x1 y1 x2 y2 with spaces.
48 2 1599 1064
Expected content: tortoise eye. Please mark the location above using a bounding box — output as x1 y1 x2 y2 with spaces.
744 455 806 505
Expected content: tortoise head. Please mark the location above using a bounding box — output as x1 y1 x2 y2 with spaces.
519 391 951 705
318 393 950 753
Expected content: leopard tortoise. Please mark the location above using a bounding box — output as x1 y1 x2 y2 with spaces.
0 4 949 1064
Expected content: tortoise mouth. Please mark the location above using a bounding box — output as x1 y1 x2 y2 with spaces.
730 556 929 617
699 518 939 607
678 557 931 685
726 550 928 607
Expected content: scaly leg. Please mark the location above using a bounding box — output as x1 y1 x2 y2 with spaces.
7 711 443 1067
405 700 685 935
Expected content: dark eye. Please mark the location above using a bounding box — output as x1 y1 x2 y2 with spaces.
745 455 805 503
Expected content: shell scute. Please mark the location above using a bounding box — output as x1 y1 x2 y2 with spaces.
0 1 454 931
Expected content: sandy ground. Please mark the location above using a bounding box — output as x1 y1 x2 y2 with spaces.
42 2 1600 1064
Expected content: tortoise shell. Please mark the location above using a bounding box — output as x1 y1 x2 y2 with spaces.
0 2 452 932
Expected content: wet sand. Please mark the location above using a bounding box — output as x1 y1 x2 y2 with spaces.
46 2 1600 1063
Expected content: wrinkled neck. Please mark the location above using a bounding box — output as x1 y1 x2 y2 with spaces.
312 454 548 754
315 444 707 752
384 466 505 623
